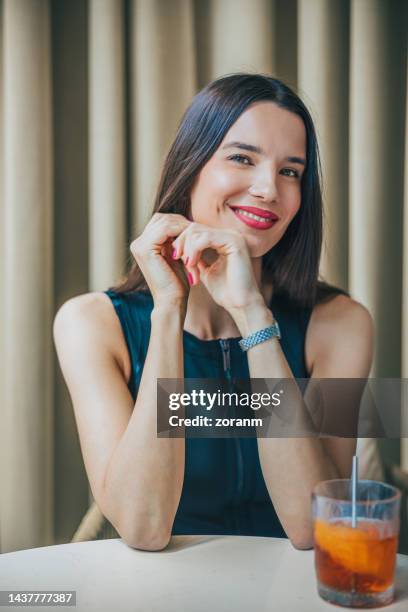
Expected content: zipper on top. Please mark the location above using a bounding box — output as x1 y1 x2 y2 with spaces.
219 338 245 532
219 338 232 381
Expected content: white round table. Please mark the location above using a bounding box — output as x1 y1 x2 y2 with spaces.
1 536 407 611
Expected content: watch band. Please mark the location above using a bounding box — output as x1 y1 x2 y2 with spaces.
238 322 281 352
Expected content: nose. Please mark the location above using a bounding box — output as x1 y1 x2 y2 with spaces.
248 167 278 202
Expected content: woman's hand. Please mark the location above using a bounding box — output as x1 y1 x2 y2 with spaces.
171 223 263 312
130 213 191 307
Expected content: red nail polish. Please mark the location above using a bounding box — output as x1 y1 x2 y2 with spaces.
187 272 194 286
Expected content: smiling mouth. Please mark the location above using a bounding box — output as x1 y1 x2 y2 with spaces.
228 205 279 225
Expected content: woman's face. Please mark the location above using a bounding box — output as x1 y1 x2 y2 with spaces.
189 101 306 257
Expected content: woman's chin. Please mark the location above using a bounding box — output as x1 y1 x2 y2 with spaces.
242 236 276 258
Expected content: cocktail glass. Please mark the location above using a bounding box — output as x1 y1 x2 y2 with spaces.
312 479 401 608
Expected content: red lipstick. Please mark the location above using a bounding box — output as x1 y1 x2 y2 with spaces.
229 205 279 220
228 205 279 230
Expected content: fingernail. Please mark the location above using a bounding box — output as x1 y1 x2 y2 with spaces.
172 248 177 259
187 272 194 286
185 256 189 265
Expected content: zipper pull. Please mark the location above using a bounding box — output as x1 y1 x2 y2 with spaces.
219 338 232 381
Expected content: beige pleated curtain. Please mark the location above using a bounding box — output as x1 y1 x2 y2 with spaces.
0 0 407 553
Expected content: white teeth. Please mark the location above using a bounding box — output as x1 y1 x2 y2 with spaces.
234 208 274 223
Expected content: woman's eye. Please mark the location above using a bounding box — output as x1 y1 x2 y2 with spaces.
281 168 300 179
228 154 252 166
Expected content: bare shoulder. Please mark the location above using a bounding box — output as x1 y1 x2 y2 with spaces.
53 292 117 340
305 294 374 377
53 291 131 382
308 293 373 329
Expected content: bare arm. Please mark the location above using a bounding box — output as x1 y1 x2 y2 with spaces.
53 293 186 550
229 294 374 550
102 299 186 550
53 214 192 550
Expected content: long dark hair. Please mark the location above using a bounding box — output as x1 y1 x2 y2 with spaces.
110 73 347 307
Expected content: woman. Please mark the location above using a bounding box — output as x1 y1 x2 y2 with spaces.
53 73 373 551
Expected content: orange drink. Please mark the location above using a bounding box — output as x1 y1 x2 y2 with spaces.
312 480 401 608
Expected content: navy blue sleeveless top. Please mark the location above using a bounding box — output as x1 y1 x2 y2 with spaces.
105 289 312 539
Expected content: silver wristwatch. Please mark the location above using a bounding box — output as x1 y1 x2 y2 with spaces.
238 322 281 352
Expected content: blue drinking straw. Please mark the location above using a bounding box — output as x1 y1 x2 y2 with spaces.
351 455 358 528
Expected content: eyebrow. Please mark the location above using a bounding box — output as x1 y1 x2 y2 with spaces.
221 141 306 166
